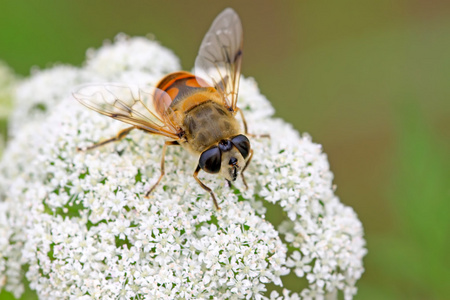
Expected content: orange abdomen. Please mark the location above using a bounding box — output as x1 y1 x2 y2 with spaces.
156 71 215 112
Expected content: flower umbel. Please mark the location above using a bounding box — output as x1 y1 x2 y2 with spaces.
0 35 366 299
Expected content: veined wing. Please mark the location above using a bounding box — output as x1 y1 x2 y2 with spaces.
73 83 180 139
194 8 243 112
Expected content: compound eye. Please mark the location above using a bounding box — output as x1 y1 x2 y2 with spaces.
231 135 250 159
199 146 222 173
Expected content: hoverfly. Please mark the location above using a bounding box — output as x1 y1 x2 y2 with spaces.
74 8 256 210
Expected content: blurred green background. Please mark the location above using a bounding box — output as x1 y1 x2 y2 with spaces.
0 1 449 299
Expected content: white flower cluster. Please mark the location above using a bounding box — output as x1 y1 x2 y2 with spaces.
0 35 366 299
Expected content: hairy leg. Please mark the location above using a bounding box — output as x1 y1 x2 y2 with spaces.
77 126 135 151
145 140 179 197
193 165 220 210
241 149 253 189
237 108 270 138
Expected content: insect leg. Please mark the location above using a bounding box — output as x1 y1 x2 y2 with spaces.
226 179 233 188
77 126 135 151
241 149 254 189
237 107 249 134
237 108 270 138
193 166 220 210
145 140 179 197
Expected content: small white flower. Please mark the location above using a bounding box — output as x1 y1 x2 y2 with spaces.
0 34 366 299
286 251 313 277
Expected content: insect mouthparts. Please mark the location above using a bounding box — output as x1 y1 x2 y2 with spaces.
229 157 238 166
231 165 238 181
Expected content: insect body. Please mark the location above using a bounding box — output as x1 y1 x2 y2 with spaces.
74 8 252 209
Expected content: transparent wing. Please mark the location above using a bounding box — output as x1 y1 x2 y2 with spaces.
194 8 243 112
73 83 180 139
